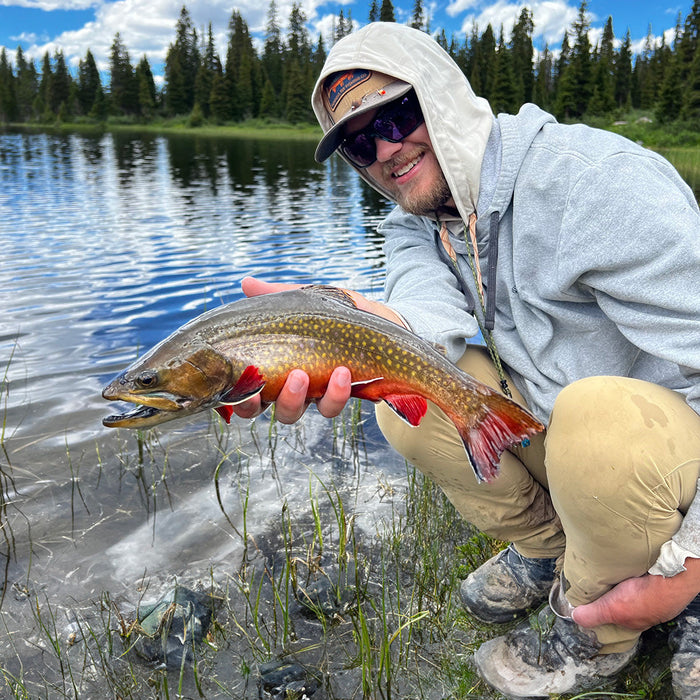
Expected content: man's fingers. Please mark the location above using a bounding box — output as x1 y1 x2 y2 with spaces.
273 369 311 424
241 276 303 298
316 367 352 418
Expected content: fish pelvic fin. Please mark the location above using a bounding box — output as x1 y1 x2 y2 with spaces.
454 395 544 484
382 394 428 427
215 405 234 424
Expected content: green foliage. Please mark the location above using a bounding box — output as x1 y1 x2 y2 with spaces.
1 0 700 132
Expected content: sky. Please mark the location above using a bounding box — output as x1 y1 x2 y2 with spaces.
0 0 692 86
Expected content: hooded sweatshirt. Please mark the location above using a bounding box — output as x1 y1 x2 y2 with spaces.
311 23 700 565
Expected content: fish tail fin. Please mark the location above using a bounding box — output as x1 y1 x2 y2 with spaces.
451 394 544 484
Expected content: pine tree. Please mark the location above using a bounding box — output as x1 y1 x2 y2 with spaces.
491 27 517 113
379 0 395 23
588 17 616 115
335 10 353 42
78 50 101 116
284 3 313 123
50 50 72 116
555 1 592 118
476 24 497 102
195 23 221 118
37 52 52 120
368 0 379 23
226 10 259 120
164 6 200 116
14 46 38 121
614 30 633 110
682 39 700 120
136 56 157 119
533 45 554 110
510 7 534 106
109 33 139 116
0 49 18 123
410 0 425 31
677 0 700 86
209 71 230 122
262 0 283 116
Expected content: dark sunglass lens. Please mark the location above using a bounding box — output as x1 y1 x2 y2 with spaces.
373 95 422 141
341 132 376 167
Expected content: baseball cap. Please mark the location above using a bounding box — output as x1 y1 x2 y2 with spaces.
315 69 412 163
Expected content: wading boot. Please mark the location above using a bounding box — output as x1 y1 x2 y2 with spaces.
670 594 700 699
474 605 638 698
460 543 557 623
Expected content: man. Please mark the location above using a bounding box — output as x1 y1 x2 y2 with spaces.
236 22 700 698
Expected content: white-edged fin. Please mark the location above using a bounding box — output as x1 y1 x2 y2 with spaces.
350 376 383 386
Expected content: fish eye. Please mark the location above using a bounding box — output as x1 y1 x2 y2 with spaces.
136 370 158 388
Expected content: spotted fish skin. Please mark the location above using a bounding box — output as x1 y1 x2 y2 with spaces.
102 286 544 482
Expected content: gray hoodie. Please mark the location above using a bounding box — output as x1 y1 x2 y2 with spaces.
311 23 700 564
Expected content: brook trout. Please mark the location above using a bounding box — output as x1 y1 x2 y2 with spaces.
102 286 543 483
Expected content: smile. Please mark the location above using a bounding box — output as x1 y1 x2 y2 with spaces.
392 155 422 178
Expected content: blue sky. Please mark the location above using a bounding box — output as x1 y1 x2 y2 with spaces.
0 1 691 84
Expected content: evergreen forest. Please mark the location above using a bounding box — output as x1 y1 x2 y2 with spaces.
1 0 699 131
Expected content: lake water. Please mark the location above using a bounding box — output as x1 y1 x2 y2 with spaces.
0 128 418 697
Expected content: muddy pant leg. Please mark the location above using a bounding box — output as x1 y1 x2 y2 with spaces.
546 376 700 653
375 346 565 559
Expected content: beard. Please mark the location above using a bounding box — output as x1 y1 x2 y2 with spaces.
398 170 452 216
374 147 453 217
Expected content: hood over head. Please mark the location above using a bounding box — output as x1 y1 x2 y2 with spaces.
312 22 494 219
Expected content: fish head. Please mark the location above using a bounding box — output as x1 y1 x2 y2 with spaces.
102 340 235 429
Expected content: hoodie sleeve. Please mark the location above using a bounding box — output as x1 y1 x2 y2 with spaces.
380 206 480 362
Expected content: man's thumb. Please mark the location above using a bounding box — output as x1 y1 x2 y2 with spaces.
571 600 607 628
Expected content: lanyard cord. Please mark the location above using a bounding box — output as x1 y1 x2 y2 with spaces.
464 213 512 398
439 216 512 399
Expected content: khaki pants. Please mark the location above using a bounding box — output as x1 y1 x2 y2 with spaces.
375 346 700 653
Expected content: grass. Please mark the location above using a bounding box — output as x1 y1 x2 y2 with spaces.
0 398 681 699
3 116 323 141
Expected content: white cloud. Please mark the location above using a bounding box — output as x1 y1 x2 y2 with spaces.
0 0 100 8
452 1 580 46
7 0 336 77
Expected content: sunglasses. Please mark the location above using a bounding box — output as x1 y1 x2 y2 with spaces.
339 91 424 168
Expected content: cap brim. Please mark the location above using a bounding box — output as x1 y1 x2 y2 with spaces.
315 80 412 163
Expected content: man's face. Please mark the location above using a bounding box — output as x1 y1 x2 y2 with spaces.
344 107 454 217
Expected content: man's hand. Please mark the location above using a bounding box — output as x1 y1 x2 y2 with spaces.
572 557 700 631
232 277 405 423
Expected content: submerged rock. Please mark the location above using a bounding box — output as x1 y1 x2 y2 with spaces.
130 584 220 668
258 659 319 699
294 558 360 619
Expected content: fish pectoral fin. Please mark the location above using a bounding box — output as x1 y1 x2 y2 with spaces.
382 394 428 427
219 365 266 404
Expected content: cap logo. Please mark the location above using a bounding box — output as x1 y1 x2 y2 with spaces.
325 70 371 112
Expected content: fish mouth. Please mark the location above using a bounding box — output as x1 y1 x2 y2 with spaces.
101 390 192 429
102 404 178 429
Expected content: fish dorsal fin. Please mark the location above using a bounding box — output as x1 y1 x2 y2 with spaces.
431 342 448 356
300 285 358 308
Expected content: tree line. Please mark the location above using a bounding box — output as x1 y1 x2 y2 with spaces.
0 0 699 128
